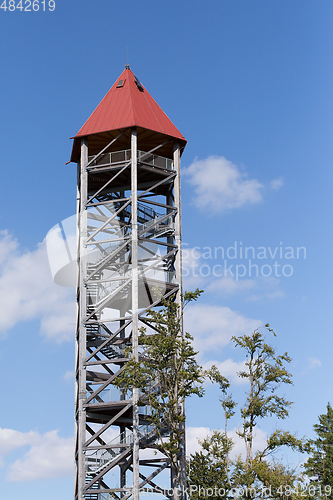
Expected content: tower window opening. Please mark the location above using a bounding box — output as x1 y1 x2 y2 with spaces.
134 76 144 91
117 79 125 88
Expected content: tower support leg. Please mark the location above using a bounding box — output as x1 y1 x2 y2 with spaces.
131 128 140 500
76 138 88 500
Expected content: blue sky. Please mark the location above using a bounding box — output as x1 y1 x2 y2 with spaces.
0 1 332 498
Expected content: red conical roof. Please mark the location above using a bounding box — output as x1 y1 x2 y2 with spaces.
74 67 186 143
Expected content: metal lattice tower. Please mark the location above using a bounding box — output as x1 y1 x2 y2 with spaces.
70 67 187 500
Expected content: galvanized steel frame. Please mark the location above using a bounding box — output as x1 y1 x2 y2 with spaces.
75 130 184 500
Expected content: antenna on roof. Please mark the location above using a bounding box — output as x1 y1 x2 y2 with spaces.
125 47 129 69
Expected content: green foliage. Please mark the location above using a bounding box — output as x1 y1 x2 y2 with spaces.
303 403 333 499
206 365 237 422
232 324 294 465
262 430 305 457
188 325 305 500
250 459 299 500
188 431 232 499
114 288 205 487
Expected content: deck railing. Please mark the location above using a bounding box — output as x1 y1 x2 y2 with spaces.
88 149 173 170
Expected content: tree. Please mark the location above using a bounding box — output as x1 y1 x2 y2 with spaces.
232 325 294 467
189 325 305 499
187 431 232 499
114 288 205 499
303 403 333 499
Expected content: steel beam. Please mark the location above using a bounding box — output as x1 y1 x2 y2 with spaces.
76 138 88 500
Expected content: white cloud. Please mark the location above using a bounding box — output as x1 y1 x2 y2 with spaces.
266 290 285 299
0 427 73 481
0 428 41 456
207 276 256 295
307 357 322 369
0 230 18 266
182 247 206 289
270 177 285 191
207 277 286 302
246 280 286 302
40 302 76 341
63 370 75 381
186 427 211 455
228 427 268 459
186 426 268 460
184 304 261 355
182 247 201 271
183 156 264 213
182 254 285 300
7 430 73 482
0 231 75 342
301 357 322 374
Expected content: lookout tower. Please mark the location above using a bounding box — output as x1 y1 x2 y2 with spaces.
71 66 186 500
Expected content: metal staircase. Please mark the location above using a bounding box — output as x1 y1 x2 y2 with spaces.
86 324 128 361
86 422 169 482
85 474 99 500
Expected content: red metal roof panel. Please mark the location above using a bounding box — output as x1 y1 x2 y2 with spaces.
74 67 186 142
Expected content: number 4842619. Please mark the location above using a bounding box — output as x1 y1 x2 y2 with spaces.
0 0 55 11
